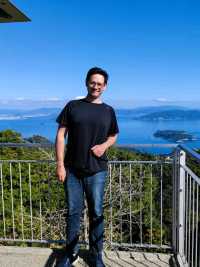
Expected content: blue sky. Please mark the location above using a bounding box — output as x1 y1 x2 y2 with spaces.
1 0 200 108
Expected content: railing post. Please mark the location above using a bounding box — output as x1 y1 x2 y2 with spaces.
178 149 186 257
172 149 178 252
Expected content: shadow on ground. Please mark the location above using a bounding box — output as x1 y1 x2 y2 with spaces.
44 248 93 267
44 248 175 267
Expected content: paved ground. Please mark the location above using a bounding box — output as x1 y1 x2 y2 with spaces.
0 246 174 267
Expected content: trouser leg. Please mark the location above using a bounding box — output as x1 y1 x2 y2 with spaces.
83 171 107 253
63 171 84 255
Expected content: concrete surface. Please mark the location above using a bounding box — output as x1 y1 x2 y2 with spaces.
0 246 174 267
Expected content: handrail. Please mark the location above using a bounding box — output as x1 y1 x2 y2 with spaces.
0 142 177 148
0 142 55 148
174 145 200 267
117 144 177 148
178 144 200 163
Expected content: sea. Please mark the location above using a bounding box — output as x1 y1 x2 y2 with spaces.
0 115 200 154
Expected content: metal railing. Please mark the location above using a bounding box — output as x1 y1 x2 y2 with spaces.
0 143 200 267
173 145 200 267
105 158 173 250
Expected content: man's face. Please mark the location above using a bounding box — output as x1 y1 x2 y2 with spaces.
87 74 107 99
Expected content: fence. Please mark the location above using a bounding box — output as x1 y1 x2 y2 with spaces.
0 143 200 267
173 145 200 267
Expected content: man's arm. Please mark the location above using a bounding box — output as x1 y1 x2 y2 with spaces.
91 134 118 157
103 134 118 149
55 126 68 182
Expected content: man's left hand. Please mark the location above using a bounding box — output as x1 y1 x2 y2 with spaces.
91 143 107 157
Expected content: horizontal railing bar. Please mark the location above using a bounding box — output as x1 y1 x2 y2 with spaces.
117 144 177 148
109 160 172 164
0 143 55 148
0 160 172 164
0 238 172 249
180 164 200 186
0 238 87 245
0 160 55 163
0 142 177 148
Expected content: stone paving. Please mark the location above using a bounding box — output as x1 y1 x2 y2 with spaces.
0 246 174 267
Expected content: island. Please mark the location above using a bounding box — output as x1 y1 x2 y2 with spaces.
154 130 197 142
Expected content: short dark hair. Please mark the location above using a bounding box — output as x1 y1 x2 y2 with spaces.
85 67 109 85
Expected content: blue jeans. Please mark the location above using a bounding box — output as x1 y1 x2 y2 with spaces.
63 170 107 255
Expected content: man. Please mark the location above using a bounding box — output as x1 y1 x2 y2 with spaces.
55 67 119 267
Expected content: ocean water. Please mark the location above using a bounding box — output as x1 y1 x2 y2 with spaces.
0 116 200 154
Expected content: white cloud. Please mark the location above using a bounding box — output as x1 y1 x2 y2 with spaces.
16 97 26 101
44 97 60 101
154 98 170 103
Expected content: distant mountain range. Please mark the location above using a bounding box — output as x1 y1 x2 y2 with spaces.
0 106 200 121
116 105 189 119
134 109 200 121
116 105 200 121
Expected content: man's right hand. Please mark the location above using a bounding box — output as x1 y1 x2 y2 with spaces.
56 163 67 182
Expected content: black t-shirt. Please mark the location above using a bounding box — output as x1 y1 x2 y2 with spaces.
56 99 119 177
